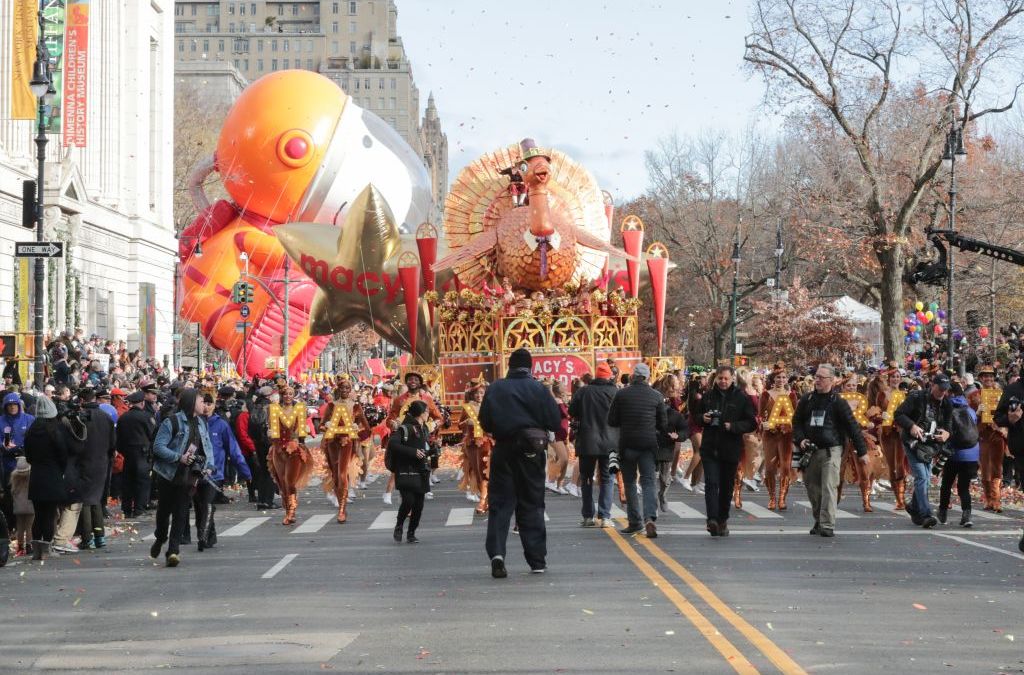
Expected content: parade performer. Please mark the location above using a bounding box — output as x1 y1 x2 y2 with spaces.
874 364 909 509
760 365 797 510
319 376 371 523
975 365 1009 512
838 373 886 512
384 372 443 505
267 386 311 525
459 377 492 514
732 369 763 509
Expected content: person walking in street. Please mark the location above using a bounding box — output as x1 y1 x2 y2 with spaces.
607 363 667 538
993 371 1024 552
699 365 758 537
2 392 34 529
387 400 434 544
895 372 953 529
480 348 561 579
10 455 33 557
150 389 215 567
938 382 979 527
199 392 252 550
654 374 688 515
793 364 870 538
568 362 617 528
77 389 116 549
24 396 70 560
116 391 157 518
248 387 278 510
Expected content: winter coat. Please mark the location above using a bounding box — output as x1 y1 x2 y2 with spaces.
73 404 116 505
656 404 689 463
206 414 252 482
699 384 758 463
479 368 561 441
10 459 33 514
607 380 668 452
116 406 157 452
25 417 73 503
994 380 1024 457
151 411 215 482
567 378 618 457
2 392 35 476
387 420 432 494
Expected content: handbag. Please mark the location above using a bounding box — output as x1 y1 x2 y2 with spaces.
395 470 426 494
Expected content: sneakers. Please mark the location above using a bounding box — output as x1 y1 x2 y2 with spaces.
393 525 403 543
819 528 835 538
425 492 435 500
595 517 611 528
382 492 393 505
530 566 546 574
677 476 692 490
960 509 973 528
491 556 507 579
921 515 938 529
566 484 581 498
707 519 720 537
742 478 760 492
580 517 596 527
545 481 558 493
619 523 643 535
406 533 419 544
809 523 821 536
645 521 658 539
430 474 441 485
165 553 180 568
149 540 163 559
93 535 107 549
693 482 705 494
52 543 78 554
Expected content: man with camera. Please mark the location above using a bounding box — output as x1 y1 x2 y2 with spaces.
894 373 954 529
793 364 869 538
479 348 561 578
994 372 1024 552
699 365 758 537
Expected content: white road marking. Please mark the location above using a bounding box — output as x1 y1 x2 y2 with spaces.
658 528 1019 536
795 500 860 518
261 553 299 579
221 517 271 537
544 511 550 522
369 511 397 530
292 514 334 534
949 505 1009 521
445 507 475 526
610 505 627 519
738 502 783 519
666 501 705 519
932 533 1024 560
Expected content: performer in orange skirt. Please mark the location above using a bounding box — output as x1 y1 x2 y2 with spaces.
874 364 909 509
459 377 492 514
975 365 1009 512
268 386 312 525
838 373 886 512
320 376 371 523
760 365 797 510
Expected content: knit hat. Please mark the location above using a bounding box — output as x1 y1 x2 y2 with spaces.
595 363 613 379
508 348 533 370
33 395 57 419
633 363 651 379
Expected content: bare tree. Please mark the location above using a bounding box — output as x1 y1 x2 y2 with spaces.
745 0 1024 360
173 82 229 233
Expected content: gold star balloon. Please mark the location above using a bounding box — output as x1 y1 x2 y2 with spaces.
275 184 436 362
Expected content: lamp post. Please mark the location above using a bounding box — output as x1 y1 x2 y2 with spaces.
774 218 784 294
239 251 249 379
730 230 741 358
282 256 290 379
174 234 203 373
940 113 967 376
28 10 53 390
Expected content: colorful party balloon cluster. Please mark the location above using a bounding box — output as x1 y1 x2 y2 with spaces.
903 300 946 344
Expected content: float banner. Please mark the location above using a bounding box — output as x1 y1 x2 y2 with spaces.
42 0 66 133
528 353 592 390
63 0 88 147
11 0 37 119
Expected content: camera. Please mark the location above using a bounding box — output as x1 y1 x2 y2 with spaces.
608 450 620 475
707 410 723 428
793 441 817 471
1009 396 1022 413
930 445 953 476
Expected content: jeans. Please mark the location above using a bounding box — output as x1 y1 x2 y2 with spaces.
578 455 612 520
153 476 191 556
621 448 658 525
904 447 933 518
702 454 739 524
939 460 978 511
656 460 673 508
486 441 547 570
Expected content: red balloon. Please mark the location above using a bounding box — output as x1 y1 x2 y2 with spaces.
933 324 943 335
979 326 990 338
916 311 927 322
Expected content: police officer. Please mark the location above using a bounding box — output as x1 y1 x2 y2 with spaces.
479 348 561 579
793 364 869 537
116 391 157 518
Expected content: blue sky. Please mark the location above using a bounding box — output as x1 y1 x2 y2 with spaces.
398 0 767 201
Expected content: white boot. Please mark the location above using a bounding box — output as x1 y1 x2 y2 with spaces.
383 491 393 505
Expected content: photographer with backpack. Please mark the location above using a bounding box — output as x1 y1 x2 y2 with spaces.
938 382 980 528
895 373 953 529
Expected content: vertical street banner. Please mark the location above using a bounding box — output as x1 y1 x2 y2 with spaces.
138 283 156 357
17 259 33 383
63 0 89 146
10 0 37 119
42 0 66 133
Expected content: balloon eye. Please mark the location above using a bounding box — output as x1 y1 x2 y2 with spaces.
277 129 314 168
519 162 528 173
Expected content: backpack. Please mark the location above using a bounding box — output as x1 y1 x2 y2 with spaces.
248 404 270 448
384 425 409 473
949 406 979 450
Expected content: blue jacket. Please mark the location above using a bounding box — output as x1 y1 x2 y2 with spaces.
949 395 980 462
2 392 35 476
205 413 251 482
151 411 215 482
98 402 118 423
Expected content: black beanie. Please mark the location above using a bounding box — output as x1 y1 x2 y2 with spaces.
508 348 532 370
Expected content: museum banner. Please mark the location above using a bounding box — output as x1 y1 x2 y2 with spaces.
63 0 89 146
10 0 37 119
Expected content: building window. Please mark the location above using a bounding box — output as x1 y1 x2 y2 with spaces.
283 58 290 68
333 2 339 13
239 3 246 15
251 3 256 14
354 79 360 90
292 4 298 16
277 5 283 15
229 22 235 32
234 58 240 68
272 58 278 69
203 39 210 52
219 39 225 51
388 97 395 109
191 5 197 16
178 40 184 51
250 23 256 32
284 40 290 52
272 39 278 51
234 38 249 53
208 5 218 16
377 97 384 108
349 21 356 32
378 78 384 89
332 40 339 54
306 58 313 70
313 5 319 15
349 1 357 15
257 39 263 52
206 22 217 32
244 58 250 70
229 3 235 15
332 21 338 33
390 77 396 89
349 41 356 53
191 40 197 51
258 58 264 71
363 77 369 89
306 39 313 52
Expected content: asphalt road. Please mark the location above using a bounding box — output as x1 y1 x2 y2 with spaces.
3 473 1023 674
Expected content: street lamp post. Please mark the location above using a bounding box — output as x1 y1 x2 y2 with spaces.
940 113 967 376
730 230 741 358
282 256 290 379
239 252 249 379
28 11 53 390
774 218 784 293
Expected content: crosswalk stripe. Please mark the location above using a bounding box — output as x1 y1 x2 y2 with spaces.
611 505 627 519
221 517 271 537
794 501 860 519
369 511 397 530
445 508 475 526
738 502 783 519
292 514 334 534
544 511 550 522
667 501 706 519
949 505 1007 521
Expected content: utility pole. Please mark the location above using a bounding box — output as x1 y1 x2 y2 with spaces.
940 112 967 377
282 256 290 379
730 229 741 358
31 10 51 390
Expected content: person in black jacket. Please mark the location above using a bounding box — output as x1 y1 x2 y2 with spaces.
388 400 433 544
479 348 561 579
568 363 618 528
608 363 667 538
699 365 757 537
894 372 953 529
793 364 869 537
654 375 688 514
76 390 117 549
25 396 70 560
117 391 157 518
993 374 1024 552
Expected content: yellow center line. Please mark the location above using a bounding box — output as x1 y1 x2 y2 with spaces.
603 526 759 675
636 536 808 675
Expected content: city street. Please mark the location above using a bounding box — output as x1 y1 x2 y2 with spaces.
3 472 1022 674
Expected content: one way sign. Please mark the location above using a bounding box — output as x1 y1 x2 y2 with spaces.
15 241 63 258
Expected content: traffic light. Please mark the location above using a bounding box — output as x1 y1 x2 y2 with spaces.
232 281 254 304
230 282 242 304
21 180 36 228
1 335 16 359
733 355 749 367
243 282 254 303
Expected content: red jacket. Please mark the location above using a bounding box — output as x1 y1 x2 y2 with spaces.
234 410 256 457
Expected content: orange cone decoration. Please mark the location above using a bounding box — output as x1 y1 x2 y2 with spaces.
646 242 670 355
620 215 644 298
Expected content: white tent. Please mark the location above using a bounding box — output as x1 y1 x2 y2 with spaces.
826 296 883 361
